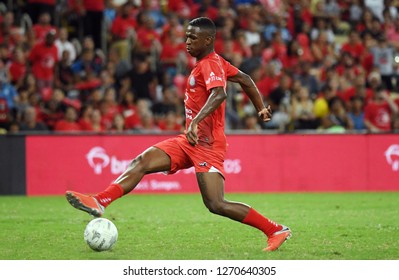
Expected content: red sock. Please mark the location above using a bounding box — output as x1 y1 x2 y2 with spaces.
94 183 124 208
242 208 282 237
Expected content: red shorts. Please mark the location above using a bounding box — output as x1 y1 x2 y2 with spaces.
154 134 226 177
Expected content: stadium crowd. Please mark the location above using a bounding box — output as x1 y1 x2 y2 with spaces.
0 0 399 134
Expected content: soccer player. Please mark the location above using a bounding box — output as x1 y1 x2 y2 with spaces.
66 17 292 251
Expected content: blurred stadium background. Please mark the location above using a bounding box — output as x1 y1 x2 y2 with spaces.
0 0 398 195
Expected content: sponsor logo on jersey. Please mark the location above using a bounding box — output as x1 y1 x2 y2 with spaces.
189 76 196 87
205 71 222 85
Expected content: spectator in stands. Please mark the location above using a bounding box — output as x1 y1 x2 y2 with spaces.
8 47 27 88
13 88 30 121
107 47 132 83
0 0 397 135
157 110 183 133
161 12 185 45
119 90 141 130
290 86 318 130
0 96 10 130
348 96 366 131
110 2 137 60
386 16 399 50
86 108 103 132
367 17 385 41
27 0 56 25
135 110 161 133
294 60 320 98
55 49 74 94
78 103 94 131
263 14 292 44
135 11 161 55
99 87 119 130
265 73 291 130
310 17 335 44
152 86 184 122
364 86 399 133
19 105 48 132
71 47 103 86
129 53 157 102
0 11 23 51
255 63 280 99
370 35 395 91
159 27 187 79
32 12 56 43
54 105 82 132
41 88 65 130
243 18 262 47
349 0 363 27
310 30 335 67
321 96 354 132
341 29 364 61
55 27 77 62
28 30 58 92
108 113 125 133
80 0 105 50
242 113 262 132
0 60 18 113
356 7 374 33
341 73 373 105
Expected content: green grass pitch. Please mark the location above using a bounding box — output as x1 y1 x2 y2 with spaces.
0 192 398 260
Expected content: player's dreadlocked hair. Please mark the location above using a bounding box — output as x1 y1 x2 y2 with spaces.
188 17 216 38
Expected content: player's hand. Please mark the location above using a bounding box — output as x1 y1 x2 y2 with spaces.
258 105 272 122
186 120 198 146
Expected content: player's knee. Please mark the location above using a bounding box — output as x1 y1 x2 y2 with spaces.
127 154 148 173
205 200 227 216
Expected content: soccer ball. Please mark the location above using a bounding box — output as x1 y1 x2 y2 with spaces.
84 218 118 251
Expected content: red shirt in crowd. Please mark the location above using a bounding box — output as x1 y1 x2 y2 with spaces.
32 25 55 42
160 42 186 66
28 41 58 81
78 118 93 131
136 27 161 50
341 42 365 60
158 121 182 132
111 16 137 40
120 105 141 130
256 75 280 98
54 120 82 131
83 0 105 11
364 101 393 131
8 61 27 84
340 87 373 103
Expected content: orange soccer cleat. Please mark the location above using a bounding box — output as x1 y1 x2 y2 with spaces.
66 191 104 217
263 226 292 252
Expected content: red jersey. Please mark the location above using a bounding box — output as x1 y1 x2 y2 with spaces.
341 87 373 103
28 42 58 81
33 25 55 42
54 120 82 131
184 52 238 150
364 102 393 131
83 0 104 11
111 16 136 39
8 61 27 83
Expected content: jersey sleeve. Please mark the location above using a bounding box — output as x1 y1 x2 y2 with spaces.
200 60 227 92
224 59 239 78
